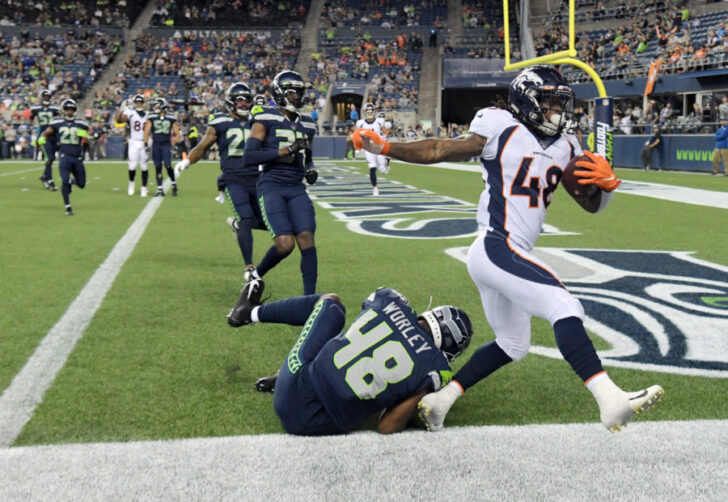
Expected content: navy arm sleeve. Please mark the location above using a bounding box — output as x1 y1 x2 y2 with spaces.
244 137 283 166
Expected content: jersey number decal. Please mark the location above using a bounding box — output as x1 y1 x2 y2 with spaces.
334 310 414 399
58 126 78 145
510 157 563 208
153 120 171 135
226 128 247 157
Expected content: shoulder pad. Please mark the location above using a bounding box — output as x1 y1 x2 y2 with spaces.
49 118 65 126
250 105 265 116
148 113 159 120
209 114 233 125
75 119 89 127
252 112 285 123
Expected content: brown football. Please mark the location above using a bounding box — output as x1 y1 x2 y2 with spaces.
562 155 601 212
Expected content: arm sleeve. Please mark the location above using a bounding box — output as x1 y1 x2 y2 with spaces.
243 137 281 166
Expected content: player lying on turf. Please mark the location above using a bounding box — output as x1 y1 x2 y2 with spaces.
227 280 472 435
353 65 663 433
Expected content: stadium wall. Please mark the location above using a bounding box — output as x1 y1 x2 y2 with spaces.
592 135 717 171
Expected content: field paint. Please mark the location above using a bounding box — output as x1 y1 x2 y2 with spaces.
0 420 725 499
0 168 43 177
0 180 171 447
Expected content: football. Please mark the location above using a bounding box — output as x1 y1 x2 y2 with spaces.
562 155 601 212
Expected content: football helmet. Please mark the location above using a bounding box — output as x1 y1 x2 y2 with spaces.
40 89 52 106
61 98 77 119
271 70 306 112
133 94 145 112
153 97 168 113
377 111 386 119
419 306 473 361
508 65 574 137
253 94 267 107
225 82 253 118
364 102 375 120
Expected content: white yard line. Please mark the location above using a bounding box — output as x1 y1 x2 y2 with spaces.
0 180 170 447
0 167 43 177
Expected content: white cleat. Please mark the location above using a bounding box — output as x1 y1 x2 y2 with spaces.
215 191 226 204
140 186 149 198
417 391 455 432
227 216 239 233
601 385 664 433
244 266 260 282
372 186 380 197
127 181 135 196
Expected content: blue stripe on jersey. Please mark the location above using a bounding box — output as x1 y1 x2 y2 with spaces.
481 125 519 237
483 233 565 288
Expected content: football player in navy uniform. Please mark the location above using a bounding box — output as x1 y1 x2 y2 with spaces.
354 65 663 433
38 99 88 216
241 70 319 295
227 279 472 436
174 82 267 278
31 90 61 191
144 98 181 197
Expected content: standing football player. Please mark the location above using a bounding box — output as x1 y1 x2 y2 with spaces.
174 82 267 279
227 281 472 436
144 98 181 197
115 94 150 197
240 70 319 295
356 103 389 196
354 65 664 432
31 90 61 191
38 99 88 216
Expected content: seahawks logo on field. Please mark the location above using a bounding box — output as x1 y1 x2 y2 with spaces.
446 247 728 378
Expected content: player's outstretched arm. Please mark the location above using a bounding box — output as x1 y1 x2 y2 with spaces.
354 129 486 164
377 390 428 434
175 126 218 175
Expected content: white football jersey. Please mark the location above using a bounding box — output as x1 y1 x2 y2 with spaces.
356 117 386 136
123 108 147 141
470 108 582 251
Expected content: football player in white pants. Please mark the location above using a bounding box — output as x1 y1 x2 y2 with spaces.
356 103 389 196
354 65 663 433
115 94 150 197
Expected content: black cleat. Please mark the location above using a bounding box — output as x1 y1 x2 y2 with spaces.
227 279 265 327
255 373 278 393
172 184 178 196
39 174 50 189
155 188 165 197
65 206 73 216
47 180 58 191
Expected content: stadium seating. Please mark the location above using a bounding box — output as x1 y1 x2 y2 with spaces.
320 0 447 29
150 0 311 28
0 0 146 28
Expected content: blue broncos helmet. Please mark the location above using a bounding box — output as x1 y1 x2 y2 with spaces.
419 306 473 361
225 82 253 118
508 65 574 137
271 70 307 112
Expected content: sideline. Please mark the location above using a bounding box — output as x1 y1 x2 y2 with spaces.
0 180 170 447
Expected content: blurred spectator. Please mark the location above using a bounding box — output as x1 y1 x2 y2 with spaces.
713 117 728 175
641 125 662 170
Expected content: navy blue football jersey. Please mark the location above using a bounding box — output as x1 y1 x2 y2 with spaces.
248 106 316 186
308 288 452 432
31 105 61 134
209 113 259 178
49 117 89 158
147 113 177 145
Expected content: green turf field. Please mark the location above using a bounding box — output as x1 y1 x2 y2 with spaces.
1 160 726 446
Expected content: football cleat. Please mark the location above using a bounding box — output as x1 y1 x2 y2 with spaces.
601 385 664 433
140 186 149 197
39 174 50 189
255 373 278 393
372 186 380 196
65 205 73 216
127 181 135 196
227 279 265 327
47 180 58 191
172 184 178 196
243 266 260 282
226 216 239 233
155 187 165 197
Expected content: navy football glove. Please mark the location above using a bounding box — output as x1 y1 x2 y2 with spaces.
304 168 318 185
288 137 309 154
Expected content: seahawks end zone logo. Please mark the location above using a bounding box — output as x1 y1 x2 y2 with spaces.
447 247 728 378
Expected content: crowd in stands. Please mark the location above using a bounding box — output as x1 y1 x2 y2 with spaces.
0 0 145 28
609 95 728 135
320 0 446 30
151 1 311 28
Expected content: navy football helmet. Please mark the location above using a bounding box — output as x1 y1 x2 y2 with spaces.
508 65 574 137
419 306 473 361
61 98 77 119
40 89 52 106
153 97 168 113
133 94 145 112
272 70 306 112
253 94 267 107
225 82 253 118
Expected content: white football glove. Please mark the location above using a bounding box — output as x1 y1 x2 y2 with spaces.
174 158 190 178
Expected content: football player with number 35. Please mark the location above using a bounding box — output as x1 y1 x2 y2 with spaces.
174 82 267 280
227 279 472 436
354 65 664 433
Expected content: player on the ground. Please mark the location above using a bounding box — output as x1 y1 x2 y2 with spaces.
38 99 88 216
115 94 149 197
228 281 472 435
174 82 267 279
356 103 389 196
31 90 61 191
144 98 181 197
238 70 319 295
354 65 663 433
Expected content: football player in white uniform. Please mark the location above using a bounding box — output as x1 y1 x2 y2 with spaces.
356 103 389 196
115 94 150 197
354 65 663 433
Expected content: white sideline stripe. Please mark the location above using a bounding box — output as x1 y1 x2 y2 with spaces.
0 168 43 176
0 180 171 448
0 420 726 500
